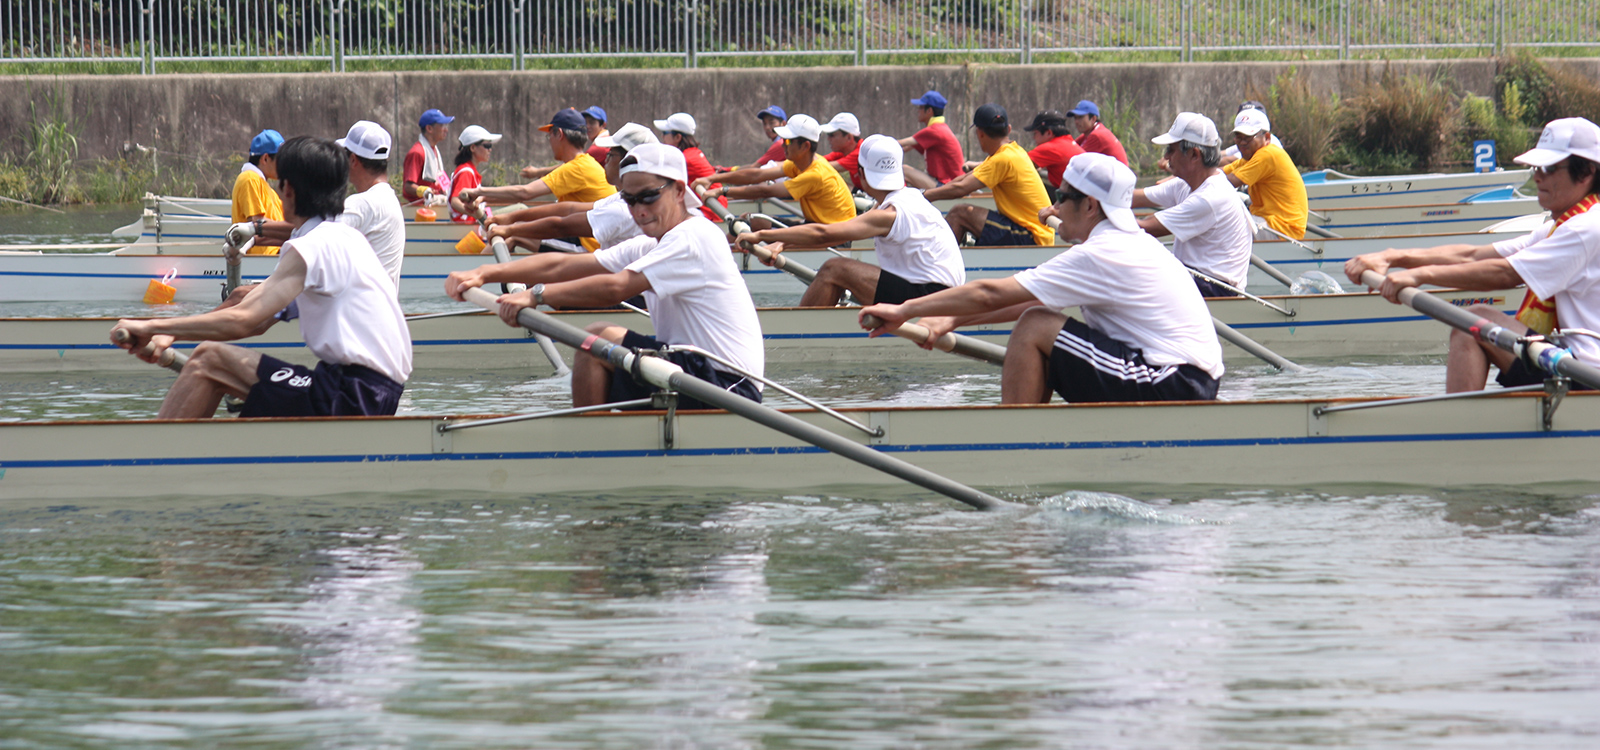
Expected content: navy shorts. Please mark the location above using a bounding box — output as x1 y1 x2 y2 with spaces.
1496 355 1596 390
1047 318 1219 403
608 331 763 410
240 355 405 418
873 269 949 305
1190 272 1243 298
973 211 1037 247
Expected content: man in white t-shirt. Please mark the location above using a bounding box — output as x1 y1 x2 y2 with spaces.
1134 112 1254 296
734 135 965 306
113 136 413 418
446 144 764 409
482 122 656 253
860 153 1222 404
333 120 406 287
1346 117 1600 393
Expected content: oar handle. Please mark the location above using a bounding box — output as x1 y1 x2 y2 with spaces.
696 185 821 284
859 313 1007 365
112 328 188 374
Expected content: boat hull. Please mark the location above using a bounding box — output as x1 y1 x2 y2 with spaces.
1304 169 1532 208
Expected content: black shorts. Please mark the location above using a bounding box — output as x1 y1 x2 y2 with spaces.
873 269 949 305
1047 318 1219 403
608 331 763 410
1189 273 1242 298
240 355 405 418
973 211 1037 247
1496 356 1597 390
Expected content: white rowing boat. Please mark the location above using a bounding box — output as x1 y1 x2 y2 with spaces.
1307 196 1541 238
0 289 1519 374
1303 169 1532 208
2 387 1593 500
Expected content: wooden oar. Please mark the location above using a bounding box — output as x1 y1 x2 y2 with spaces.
111 328 188 374
1359 270 1600 390
486 234 570 377
460 286 1015 511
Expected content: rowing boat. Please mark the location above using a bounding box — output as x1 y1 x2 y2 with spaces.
1303 169 1531 208
0 288 1518 374
1307 196 1541 237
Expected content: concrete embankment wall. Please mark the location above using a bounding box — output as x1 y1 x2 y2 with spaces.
3 59 1596 196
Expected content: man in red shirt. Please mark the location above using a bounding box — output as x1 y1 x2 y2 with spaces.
402 108 453 202
1067 100 1129 166
898 90 965 186
737 105 788 170
582 106 610 165
1023 110 1084 188
821 112 864 190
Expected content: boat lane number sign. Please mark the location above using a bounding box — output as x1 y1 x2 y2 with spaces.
1474 140 1498 173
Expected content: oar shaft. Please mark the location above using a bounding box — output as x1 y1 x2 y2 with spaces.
1250 254 1296 288
1213 317 1305 372
697 186 819 284
859 313 1006 365
489 236 570 377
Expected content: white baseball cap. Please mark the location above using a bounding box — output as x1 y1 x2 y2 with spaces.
619 143 703 210
1232 109 1271 136
1514 117 1600 167
775 114 822 143
858 134 905 191
820 112 861 137
336 120 392 160
652 112 697 136
1152 112 1221 148
459 125 502 147
594 122 659 152
1061 152 1137 232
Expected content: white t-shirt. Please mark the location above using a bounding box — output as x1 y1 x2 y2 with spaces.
586 193 644 249
284 218 413 384
876 187 966 288
1143 171 1255 288
337 182 406 287
1222 133 1282 160
1012 221 1223 379
595 217 765 384
1499 209 1600 365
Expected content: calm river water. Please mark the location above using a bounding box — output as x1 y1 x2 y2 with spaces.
3 206 1598 748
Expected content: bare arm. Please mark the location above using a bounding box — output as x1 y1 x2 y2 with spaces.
737 207 896 249
694 165 785 190
720 182 795 201
1378 258 1524 302
923 172 985 202
488 213 595 243
1137 214 1171 238
445 252 609 300
1131 188 1160 210
489 202 590 226
460 180 552 206
113 250 306 351
859 277 1038 336
495 269 652 324
1344 243 1500 284
896 136 918 150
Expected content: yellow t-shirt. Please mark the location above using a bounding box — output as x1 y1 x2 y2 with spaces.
971 141 1053 245
1223 142 1307 239
231 165 284 255
782 157 857 224
543 156 617 251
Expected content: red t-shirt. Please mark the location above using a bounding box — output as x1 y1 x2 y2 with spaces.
586 143 609 165
911 122 965 184
826 144 863 190
1027 135 1086 187
402 141 438 199
757 138 786 166
1076 122 1129 166
683 147 728 221
448 162 482 223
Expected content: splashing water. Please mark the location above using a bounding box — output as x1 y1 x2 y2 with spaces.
1033 490 1211 525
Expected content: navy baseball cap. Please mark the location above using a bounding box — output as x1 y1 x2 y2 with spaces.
1024 110 1068 132
582 106 607 123
540 107 587 132
911 90 948 109
419 109 454 128
757 105 787 121
1066 100 1100 117
973 103 1008 130
249 129 284 155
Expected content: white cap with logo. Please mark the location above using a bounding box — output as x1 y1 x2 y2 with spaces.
820 112 861 137
858 134 905 191
775 114 822 142
595 122 659 152
652 112 697 136
1152 112 1221 148
1061 152 1138 232
1232 109 1271 136
620 143 703 210
1514 117 1600 167
459 125 502 147
336 120 393 160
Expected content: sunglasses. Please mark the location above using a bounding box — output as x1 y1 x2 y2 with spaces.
620 181 674 207
1534 161 1567 176
474 142 493 150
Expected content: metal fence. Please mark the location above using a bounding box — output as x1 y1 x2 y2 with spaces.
3 0 1597 72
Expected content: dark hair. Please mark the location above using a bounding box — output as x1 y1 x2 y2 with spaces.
787 137 817 155
977 124 1009 140
349 151 388 175
927 106 945 117
1055 183 1106 220
668 132 700 150
275 136 347 219
1178 140 1222 168
558 127 587 150
1567 155 1599 192
1045 122 1073 137
454 144 475 168
248 153 265 167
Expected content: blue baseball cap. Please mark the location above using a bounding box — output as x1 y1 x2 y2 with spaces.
249 129 284 155
540 107 587 133
1066 100 1100 117
910 90 948 109
582 106 607 123
756 105 786 121
419 109 454 128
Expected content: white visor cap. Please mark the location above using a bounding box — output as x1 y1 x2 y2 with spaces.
459 124 502 147
652 112 697 136
1152 112 1221 148
1061 152 1138 232
595 122 659 152
1514 117 1600 167
336 120 393 160
620 143 703 210
820 112 861 137
774 114 822 143
1232 109 1271 136
858 134 906 191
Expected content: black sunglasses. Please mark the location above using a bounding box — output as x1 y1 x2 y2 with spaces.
474 142 493 150
620 180 674 207
1534 161 1567 176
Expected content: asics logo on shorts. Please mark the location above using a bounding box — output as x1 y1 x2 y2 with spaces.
270 367 312 389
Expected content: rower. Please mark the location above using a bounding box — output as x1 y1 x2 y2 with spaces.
860 153 1223 404
458 108 617 250
112 136 412 419
1224 108 1308 239
231 129 284 253
447 125 501 224
820 112 864 190
1066 100 1129 166
582 106 611 165
1219 101 1281 168
897 90 964 186
446 144 764 410
1022 109 1084 191
925 104 1054 248
1133 112 1254 297
741 105 788 170
734 135 964 307
1346 117 1600 393
654 112 727 221
692 114 857 232
486 122 656 252
402 108 453 203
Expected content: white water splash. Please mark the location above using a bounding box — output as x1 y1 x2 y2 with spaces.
1034 491 1211 525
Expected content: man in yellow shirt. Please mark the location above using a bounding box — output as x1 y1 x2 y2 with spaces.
1222 109 1308 239
458 108 616 250
692 113 856 230
926 104 1053 246
231 129 285 253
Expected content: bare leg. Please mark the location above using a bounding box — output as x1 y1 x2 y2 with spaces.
742 214 773 233
902 165 938 190
1445 305 1524 393
801 257 883 307
1001 307 1065 405
945 204 989 246
156 341 262 419
571 322 631 407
